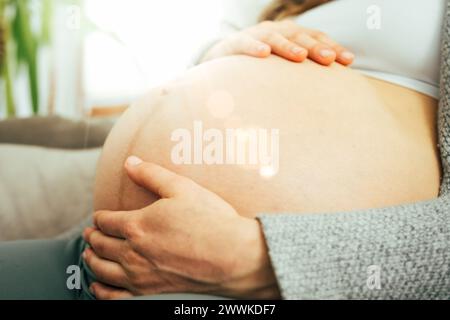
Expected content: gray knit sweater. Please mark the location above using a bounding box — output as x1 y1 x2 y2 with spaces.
257 3 450 299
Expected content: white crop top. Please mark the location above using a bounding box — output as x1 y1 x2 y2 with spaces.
295 0 447 98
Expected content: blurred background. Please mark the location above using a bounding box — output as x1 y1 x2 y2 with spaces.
0 0 269 120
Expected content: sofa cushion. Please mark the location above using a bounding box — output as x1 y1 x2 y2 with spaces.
0 144 100 240
0 116 114 149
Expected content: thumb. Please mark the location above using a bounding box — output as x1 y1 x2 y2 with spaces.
124 156 189 198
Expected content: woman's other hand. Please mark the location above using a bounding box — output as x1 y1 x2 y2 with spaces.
83 156 280 300
202 20 354 66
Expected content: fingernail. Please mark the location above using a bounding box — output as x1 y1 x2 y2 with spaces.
126 155 142 167
340 51 355 60
291 47 305 55
82 250 87 259
319 49 335 58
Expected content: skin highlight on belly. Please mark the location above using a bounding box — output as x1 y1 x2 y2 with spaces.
94 55 441 217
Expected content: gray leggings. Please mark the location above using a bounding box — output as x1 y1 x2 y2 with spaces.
0 234 227 300
0 235 92 300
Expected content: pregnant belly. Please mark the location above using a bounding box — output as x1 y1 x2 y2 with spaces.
94 55 441 217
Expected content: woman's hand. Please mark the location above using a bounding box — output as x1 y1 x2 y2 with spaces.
83 156 280 300
201 20 354 66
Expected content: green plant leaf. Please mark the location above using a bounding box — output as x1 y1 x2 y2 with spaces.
16 0 39 114
41 0 52 43
3 47 16 117
0 0 5 69
0 0 16 116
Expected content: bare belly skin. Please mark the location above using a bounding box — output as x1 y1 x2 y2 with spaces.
94 55 441 217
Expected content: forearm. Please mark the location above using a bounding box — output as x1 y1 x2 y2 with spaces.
257 195 450 299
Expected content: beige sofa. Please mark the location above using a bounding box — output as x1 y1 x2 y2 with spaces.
0 116 114 241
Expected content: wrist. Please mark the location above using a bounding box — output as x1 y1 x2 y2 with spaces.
223 216 281 299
